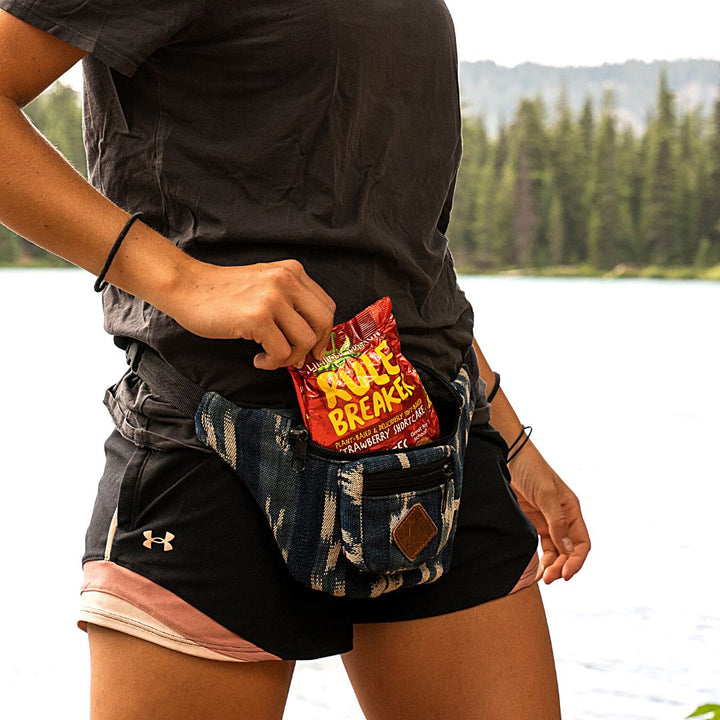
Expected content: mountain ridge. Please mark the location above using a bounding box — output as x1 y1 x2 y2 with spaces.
458 58 720 132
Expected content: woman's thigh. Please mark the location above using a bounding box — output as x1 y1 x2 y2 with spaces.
342 584 560 720
88 625 295 720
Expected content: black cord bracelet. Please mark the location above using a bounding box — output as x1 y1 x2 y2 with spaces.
93 212 144 292
487 371 501 403
507 425 533 463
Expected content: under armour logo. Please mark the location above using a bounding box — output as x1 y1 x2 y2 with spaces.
142 530 175 551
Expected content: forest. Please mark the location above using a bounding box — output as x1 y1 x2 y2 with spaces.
451 71 720 277
2 75 720 279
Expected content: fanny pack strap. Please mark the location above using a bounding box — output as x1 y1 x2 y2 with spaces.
122 339 475 433
123 340 206 417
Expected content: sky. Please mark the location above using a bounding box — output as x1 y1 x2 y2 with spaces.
443 0 720 66
59 0 720 89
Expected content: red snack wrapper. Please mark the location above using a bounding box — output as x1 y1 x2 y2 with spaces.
288 297 440 453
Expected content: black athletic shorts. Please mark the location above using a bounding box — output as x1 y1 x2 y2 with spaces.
79 424 538 661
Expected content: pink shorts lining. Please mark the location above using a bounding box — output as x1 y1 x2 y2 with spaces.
79 560 280 662
509 553 540 594
79 553 540 662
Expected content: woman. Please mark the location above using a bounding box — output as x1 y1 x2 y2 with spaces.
0 2 590 718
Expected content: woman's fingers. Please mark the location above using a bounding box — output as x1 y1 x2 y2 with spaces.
560 514 591 581
254 301 322 370
540 492 591 583
539 535 558 570
173 258 336 368
252 322 294 371
285 266 336 360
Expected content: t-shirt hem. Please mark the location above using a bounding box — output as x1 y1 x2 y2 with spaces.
0 0 139 76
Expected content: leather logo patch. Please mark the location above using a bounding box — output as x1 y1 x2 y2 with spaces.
392 504 438 561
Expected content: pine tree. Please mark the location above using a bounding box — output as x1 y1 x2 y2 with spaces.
579 98 595 162
550 87 588 263
512 150 538 266
494 122 510 180
509 98 546 266
449 117 489 268
493 159 516 266
698 96 720 262
587 91 630 269
469 152 499 268
642 71 682 264
546 184 565 266
676 112 703 264
618 127 644 263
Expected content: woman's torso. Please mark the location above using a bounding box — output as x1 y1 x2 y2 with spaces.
84 0 474 426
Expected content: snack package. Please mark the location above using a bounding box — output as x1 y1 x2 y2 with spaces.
288 297 440 453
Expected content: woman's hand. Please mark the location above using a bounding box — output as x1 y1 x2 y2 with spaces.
164 258 336 371
508 442 590 583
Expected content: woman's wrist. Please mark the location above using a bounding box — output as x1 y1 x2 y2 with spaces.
507 424 533 462
100 216 199 319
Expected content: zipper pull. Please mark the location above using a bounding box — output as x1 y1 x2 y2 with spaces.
441 463 452 512
288 426 309 472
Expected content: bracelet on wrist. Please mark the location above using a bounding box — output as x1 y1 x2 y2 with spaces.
94 211 144 292
507 425 532 463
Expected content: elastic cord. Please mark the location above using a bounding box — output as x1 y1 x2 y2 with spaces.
507 425 533 463
487 371 501 403
94 212 144 292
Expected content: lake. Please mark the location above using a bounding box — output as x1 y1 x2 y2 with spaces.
1 270 718 719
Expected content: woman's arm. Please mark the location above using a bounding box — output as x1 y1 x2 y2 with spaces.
473 339 591 583
0 10 334 370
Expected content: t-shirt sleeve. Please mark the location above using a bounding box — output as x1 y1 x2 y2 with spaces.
0 0 203 76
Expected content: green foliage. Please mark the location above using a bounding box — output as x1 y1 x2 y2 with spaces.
0 225 22 265
701 264 720 280
24 82 86 176
642 71 682 263
687 704 720 719
694 237 720 268
699 99 720 246
446 72 720 278
550 89 587 263
587 91 627 269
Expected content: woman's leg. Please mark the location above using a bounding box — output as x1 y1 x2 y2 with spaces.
342 584 560 720
88 625 295 720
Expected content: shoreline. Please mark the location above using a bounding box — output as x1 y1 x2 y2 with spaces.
4 260 720 281
456 262 720 281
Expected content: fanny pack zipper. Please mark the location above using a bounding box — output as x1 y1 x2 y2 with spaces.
361 459 453 497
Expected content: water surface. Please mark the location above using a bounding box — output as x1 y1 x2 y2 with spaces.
1 270 718 718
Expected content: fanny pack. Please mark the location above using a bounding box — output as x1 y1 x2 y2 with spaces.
124 341 474 598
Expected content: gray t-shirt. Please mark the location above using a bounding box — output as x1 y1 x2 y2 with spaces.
3 0 489 448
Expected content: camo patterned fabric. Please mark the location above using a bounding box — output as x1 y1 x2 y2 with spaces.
195 366 473 598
